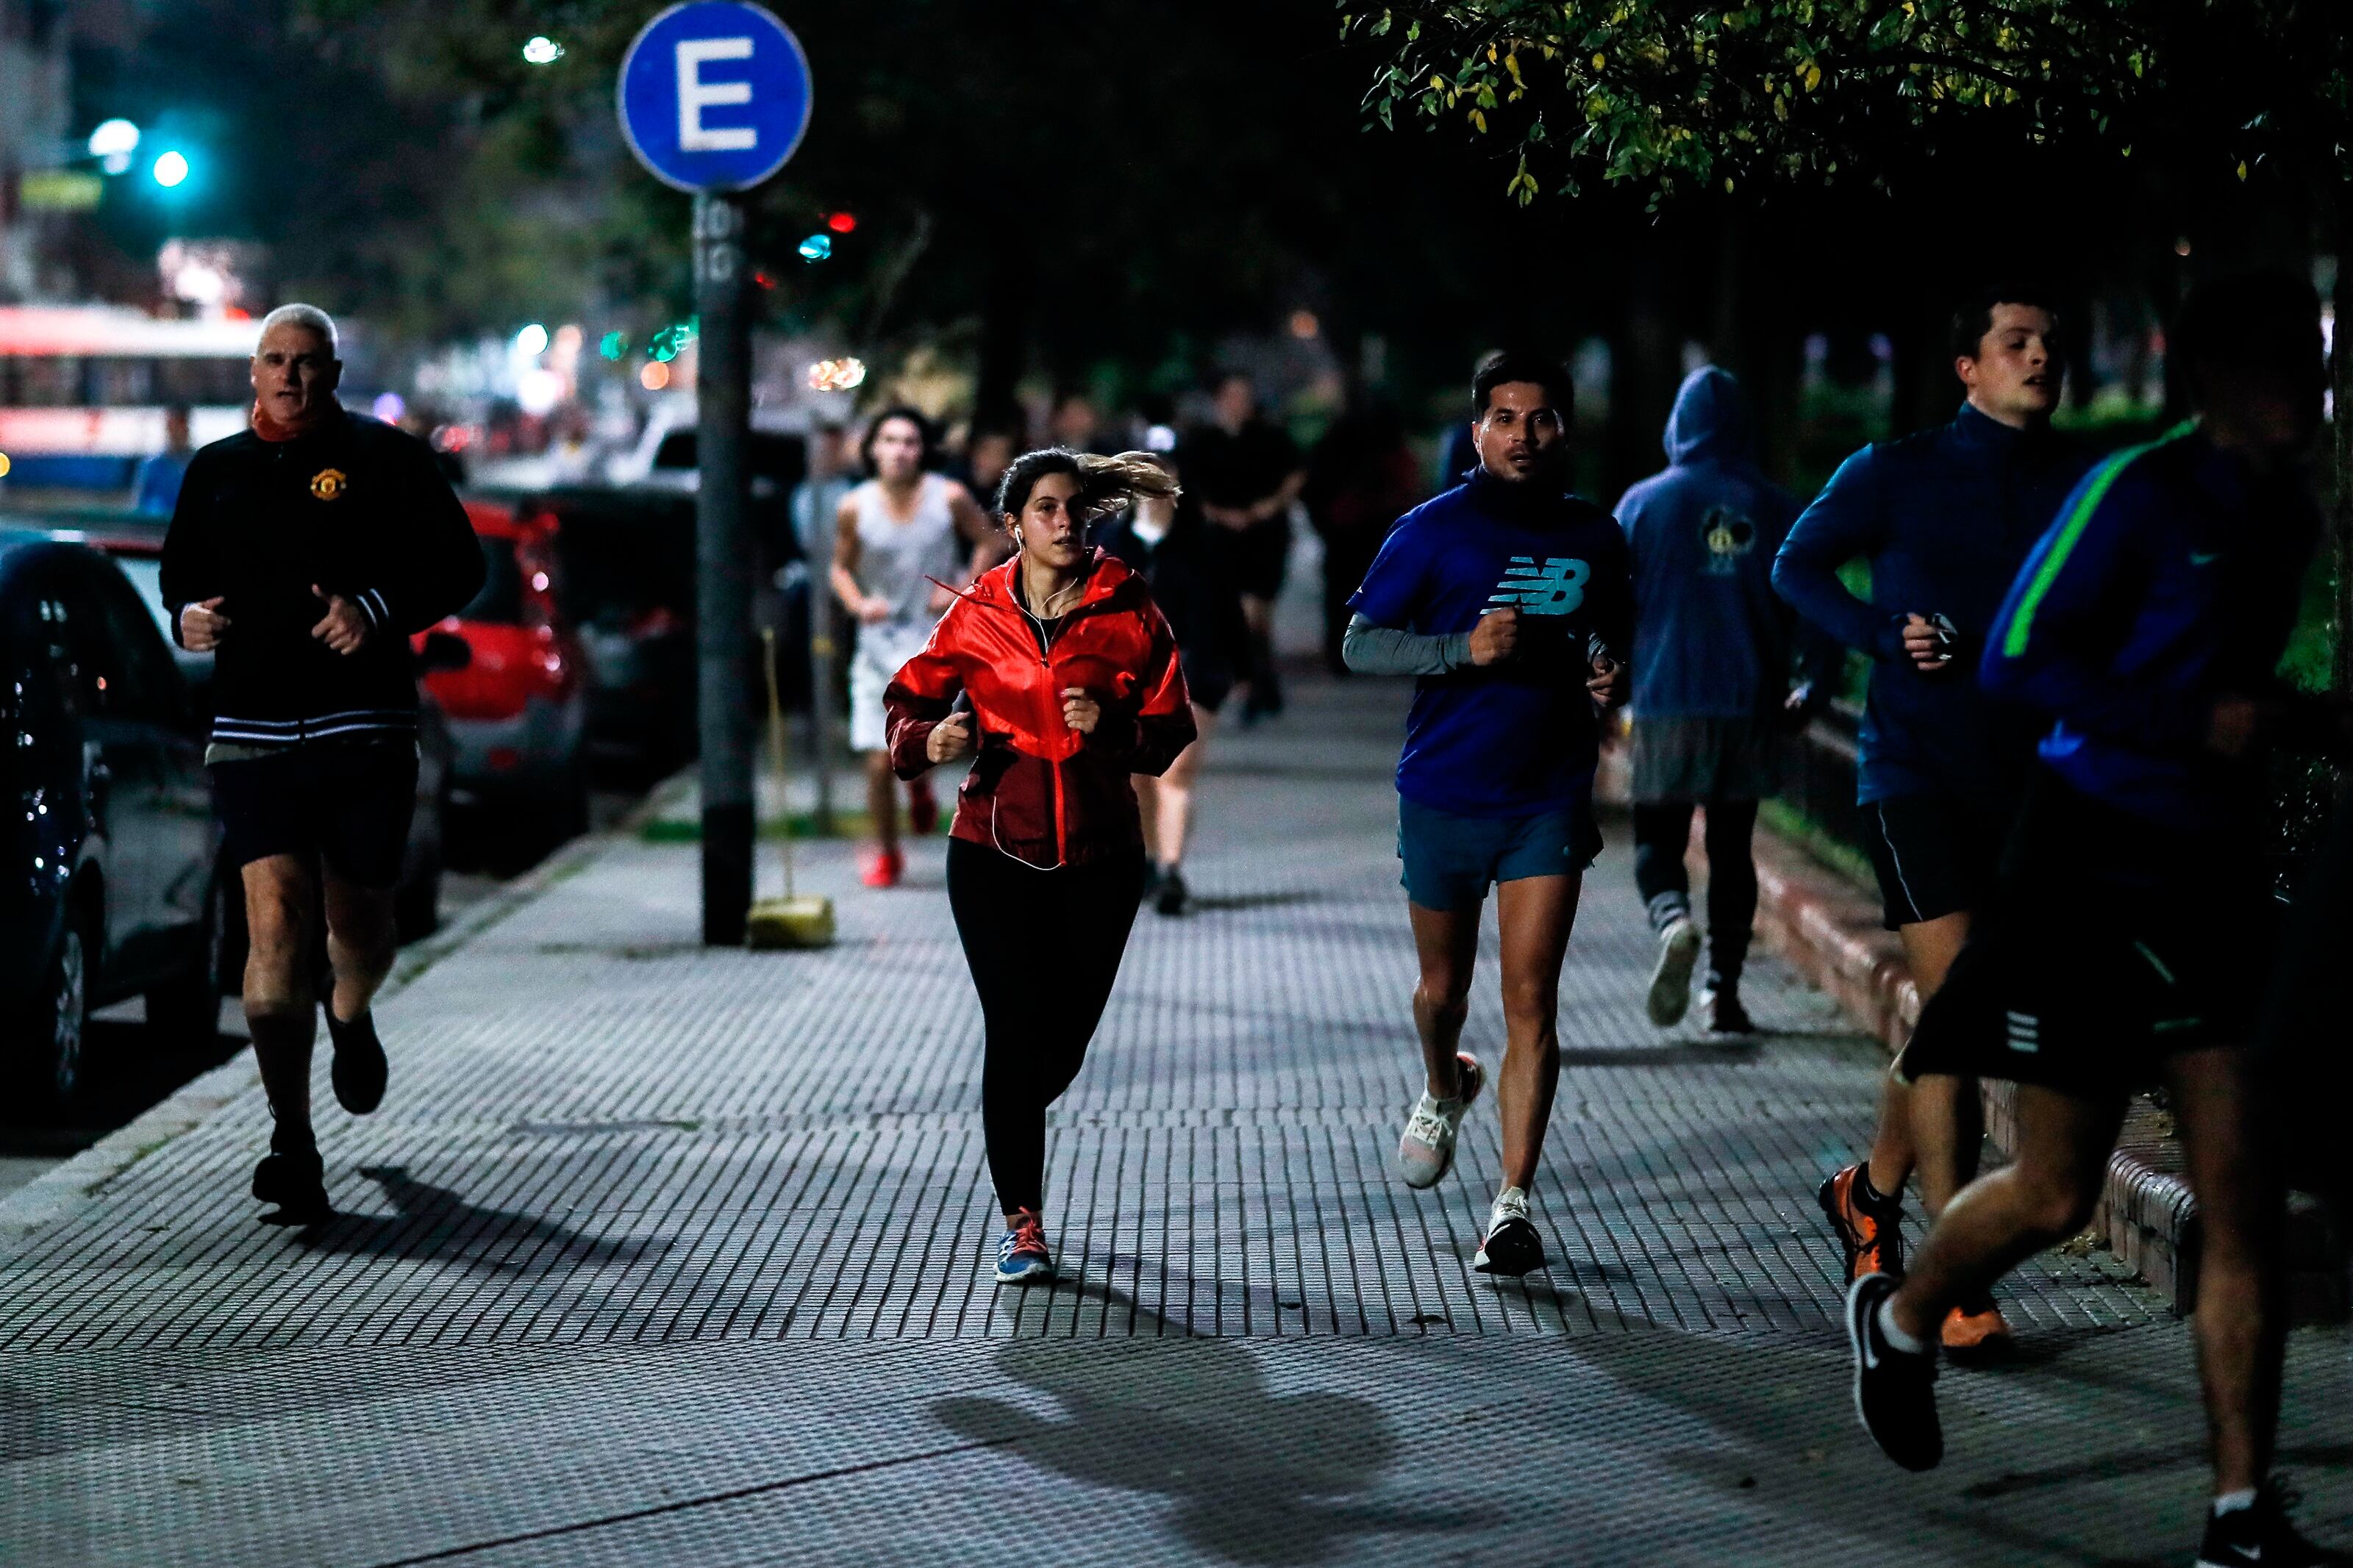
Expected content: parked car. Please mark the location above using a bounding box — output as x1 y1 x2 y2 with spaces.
423 500 590 837
27 509 464 942
0 529 223 1113
486 485 698 779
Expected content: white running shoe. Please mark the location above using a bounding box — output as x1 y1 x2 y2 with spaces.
1474 1185 1544 1276
1646 917 1702 1026
1396 1052 1484 1189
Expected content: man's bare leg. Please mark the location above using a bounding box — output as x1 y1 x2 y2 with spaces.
1866 911 1979 1214
1406 901 1479 1101
1493 873 1579 1191
321 867 399 1027
1888 1080 2127 1342
241 855 319 1139
2165 1047 2281 1496
865 751 899 855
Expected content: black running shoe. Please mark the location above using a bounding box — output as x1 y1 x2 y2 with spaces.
1701 985 1755 1037
2196 1485 2346 1568
326 1008 388 1114
252 1141 331 1227
1138 863 1163 906
1846 1272 1941 1471
1155 867 1188 917
1473 1186 1545 1276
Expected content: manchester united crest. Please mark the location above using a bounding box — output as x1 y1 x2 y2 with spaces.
310 468 349 501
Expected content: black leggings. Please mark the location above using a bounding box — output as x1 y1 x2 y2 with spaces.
1631 799 1760 986
947 837 1146 1214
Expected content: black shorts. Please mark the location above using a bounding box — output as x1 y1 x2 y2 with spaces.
1863 790 2019 929
1224 515 1292 601
212 742 418 888
1901 771 2274 1097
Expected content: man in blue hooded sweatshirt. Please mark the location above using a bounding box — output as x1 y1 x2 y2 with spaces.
1847 272 2343 1568
1774 286 2091 1356
1615 366 1829 1037
1343 349 1632 1278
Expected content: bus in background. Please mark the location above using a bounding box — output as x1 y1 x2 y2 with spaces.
0 307 257 496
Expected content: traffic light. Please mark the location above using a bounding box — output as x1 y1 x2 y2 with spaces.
824 211 856 235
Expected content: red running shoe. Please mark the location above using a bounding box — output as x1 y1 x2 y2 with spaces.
861 848 904 888
907 778 939 836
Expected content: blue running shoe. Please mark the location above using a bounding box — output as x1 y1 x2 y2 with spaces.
994 1209 1054 1285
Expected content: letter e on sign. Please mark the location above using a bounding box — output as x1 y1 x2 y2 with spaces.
618 1 811 193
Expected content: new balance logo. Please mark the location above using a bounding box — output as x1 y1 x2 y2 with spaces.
1488 556 1590 615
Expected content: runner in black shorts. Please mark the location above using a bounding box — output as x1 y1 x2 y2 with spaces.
1099 454 1249 915
1774 285 2091 1355
1848 273 2344 1568
1184 373 1302 724
163 304 484 1225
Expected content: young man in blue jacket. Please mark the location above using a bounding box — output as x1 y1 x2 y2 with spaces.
1847 273 2341 1568
1774 287 2091 1354
1616 365 1830 1035
1343 351 1631 1276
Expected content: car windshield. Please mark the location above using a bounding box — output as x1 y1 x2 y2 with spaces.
458 536 525 624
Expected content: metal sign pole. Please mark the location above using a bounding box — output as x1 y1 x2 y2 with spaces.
808 550 837 835
694 191 754 944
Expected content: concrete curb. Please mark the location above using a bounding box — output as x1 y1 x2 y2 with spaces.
0 771 696 1262
1742 816 2345 1320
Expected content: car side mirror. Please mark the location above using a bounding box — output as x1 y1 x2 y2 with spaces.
418 630 473 672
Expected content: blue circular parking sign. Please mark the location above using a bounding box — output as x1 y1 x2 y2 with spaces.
617 1 811 193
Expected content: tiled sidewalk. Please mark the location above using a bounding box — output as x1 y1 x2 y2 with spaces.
2 677 2345 1567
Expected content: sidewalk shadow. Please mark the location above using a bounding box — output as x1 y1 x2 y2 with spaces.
293 1165 660 1275
932 1282 1460 1565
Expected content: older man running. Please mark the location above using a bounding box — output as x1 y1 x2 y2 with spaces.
163 303 483 1224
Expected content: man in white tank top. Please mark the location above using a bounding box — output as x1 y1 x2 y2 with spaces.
831 408 991 887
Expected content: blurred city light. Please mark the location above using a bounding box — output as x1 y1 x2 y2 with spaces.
797 234 832 262
0 452 11 479
372 392 407 423
804 357 867 393
522 36 565 65
517 368 566 416
825 212 857 235
1145 423 1178 453
640 362 671 390
151 151 190 188
599 331 629 360
513 323 550 357
88 120 140 176
1289 309 1320 340
648 320 695 362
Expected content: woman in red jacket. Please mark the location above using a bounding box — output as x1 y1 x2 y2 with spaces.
887 448 1197 1285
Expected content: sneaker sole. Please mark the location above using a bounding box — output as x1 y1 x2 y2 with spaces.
993 1262 1054 1286
1846 1273 1940 1472
1473 1220 1543 1276
1647 924 1702 1026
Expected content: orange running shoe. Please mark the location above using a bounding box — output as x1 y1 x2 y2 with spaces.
1940 1297 2013 1359
860 847 904 888
1817 1163 1903 1282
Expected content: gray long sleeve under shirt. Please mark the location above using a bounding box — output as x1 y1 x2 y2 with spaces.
1341 613 1473 677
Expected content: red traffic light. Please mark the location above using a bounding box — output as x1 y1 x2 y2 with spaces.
825 211 857 235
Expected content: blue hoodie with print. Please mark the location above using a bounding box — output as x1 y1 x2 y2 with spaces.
1614 367 1827 719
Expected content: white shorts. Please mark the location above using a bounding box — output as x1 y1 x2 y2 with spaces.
849 624 931 753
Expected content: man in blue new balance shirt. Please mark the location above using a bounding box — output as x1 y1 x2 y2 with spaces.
1775 286 2092 1356
1343 350 1632 1278
1850 273 2343 1568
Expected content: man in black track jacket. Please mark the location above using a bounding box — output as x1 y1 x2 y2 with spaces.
162 303 484 1225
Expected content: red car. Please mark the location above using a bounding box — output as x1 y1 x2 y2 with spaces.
417 501 590 837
